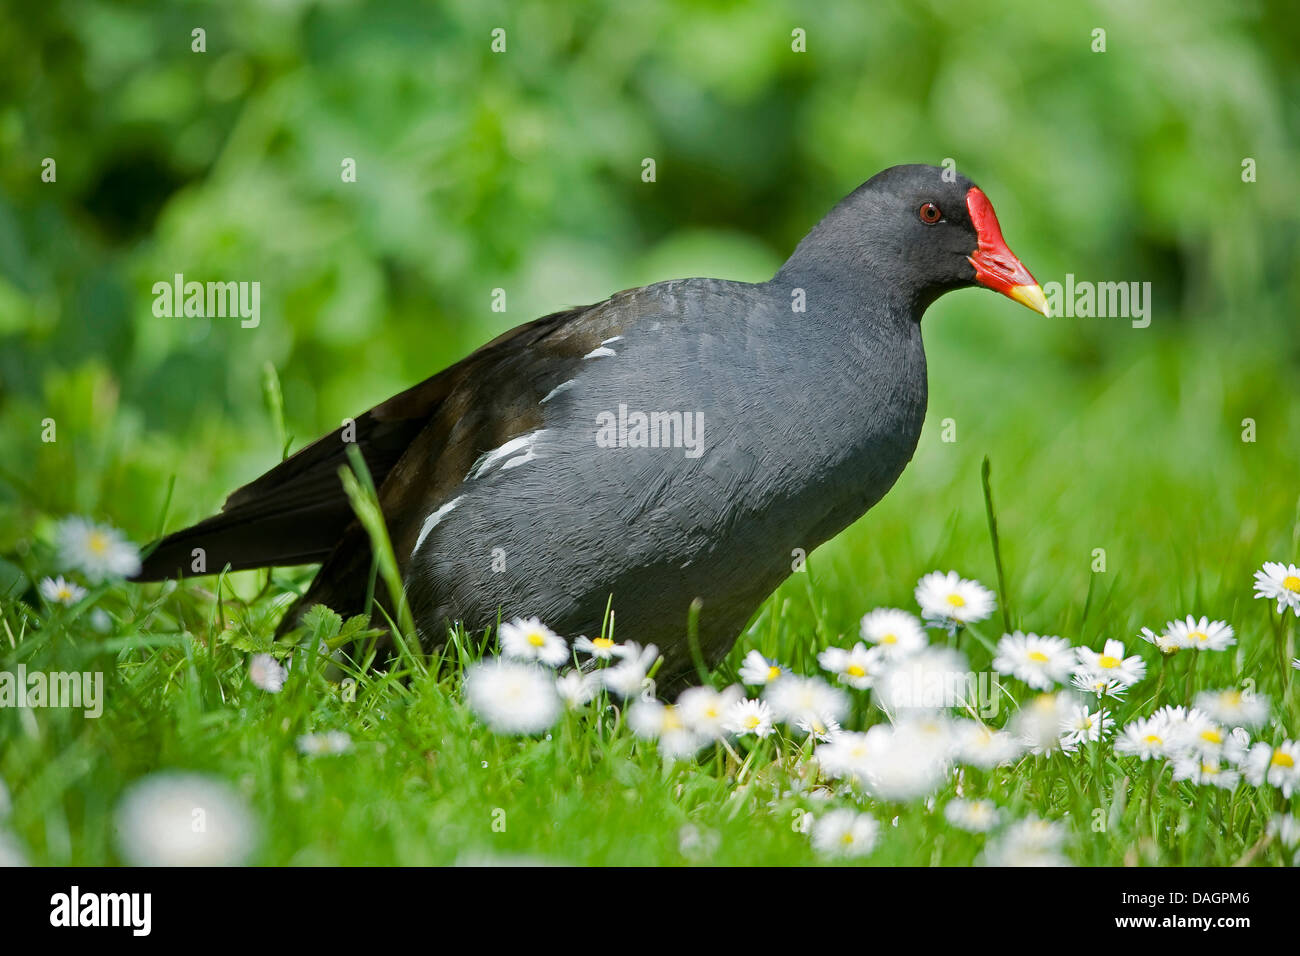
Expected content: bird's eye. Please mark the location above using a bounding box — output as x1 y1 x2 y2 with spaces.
919 202 942 224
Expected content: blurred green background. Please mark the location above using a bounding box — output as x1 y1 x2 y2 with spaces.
0 0 1297 624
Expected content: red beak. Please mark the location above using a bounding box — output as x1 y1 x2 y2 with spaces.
965 187 1050 316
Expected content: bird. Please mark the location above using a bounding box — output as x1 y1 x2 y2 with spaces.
134 163 1048 687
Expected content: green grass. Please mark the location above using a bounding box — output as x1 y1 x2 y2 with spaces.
1 318 1298 867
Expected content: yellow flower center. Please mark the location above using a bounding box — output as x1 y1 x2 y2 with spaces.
1027 651 1049 663
846 664 867 678
1189 631 1208 643
663 707 683 731
1143 735 1163 745
1283 575 1300 592
745 715 760 729
1098 655 1120 669
1200 729 1222 744
766 666 781 681
841 832 855 845
592 637 614 649
1201 762 1218 775
881 633 897 644
1223 691 1241 707
1272 750 1296 769
946 593 967 608
527 632 547 647
87 532 109 555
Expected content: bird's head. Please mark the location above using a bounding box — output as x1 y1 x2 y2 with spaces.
781 163 1050 318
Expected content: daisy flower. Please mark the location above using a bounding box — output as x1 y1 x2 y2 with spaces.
599 642 659 698
464 659 561 735
763 674 850 728
814 729 880 782
498 617 568 667
114 772 258 867
1075 639 1145 687
1138 625 1180 655
944 798 1001 833
983 816 1070 867
1253 562 1300 615
1114 716 1172 761
724 697 775 739
859 720 953 801
992 632 1074 690
817 642 885 690
1070 671 1127 699
915 570 996 629
573 634 624 660
675 684 743 740
737 650 784 686
1059 704 1113 753
39 575 87 606
1010 692 1075 753
1164 615 1235 652
1268 814 1300 848
795 713 842 742
874 646 970 714
1242 740 1300 796
55 517 141 582
859 608 927 658
955 721 1023 769
1194 688 1270 731
296 730 353 756
554 670 601 708
248 653 287 693
627 700 703 759
810 809 879 858
1172 756 1240 790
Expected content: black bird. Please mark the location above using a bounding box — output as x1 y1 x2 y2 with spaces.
135 164 1048 685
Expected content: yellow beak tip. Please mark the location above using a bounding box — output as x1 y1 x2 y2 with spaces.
1010 284 1051 317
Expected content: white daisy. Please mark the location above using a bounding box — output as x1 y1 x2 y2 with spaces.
39 575 87 606
1242 740 1300 796
296 730 353 756
554 670 601 708
1171 756 1240 790
1011 692 1075 753
1075 639 1146 687
1268 814 1300 848
859 719 953 801
915 570 996 628
817 642 886 690
814 729 881 783
55 517 141 582
724 697 775 739
737 649 785 686
874 646 970 714
859 608 927 658
1059 704 1113 753
795 713 842 741
992 632 1074 690
954 720 1023 769
1253 561 1300 615
1164 615 1236 652
810 809 879 858
464 659 561 735
599 642 659 698
983 815 1070 867
1114 716 1172 761
573 634 623 660
1069 671 1127 699
1138 625 1180 655
627 700 703 759
248 653 287 693
944 798 1001 833
498 617 568 667
1179 711 1247 762
763 674 849 729
676 685 743 740
114 772 258 866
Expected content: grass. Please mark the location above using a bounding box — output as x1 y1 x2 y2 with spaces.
1 311 1298 866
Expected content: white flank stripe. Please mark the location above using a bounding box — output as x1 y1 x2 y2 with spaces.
412 496 462 556
583 346 615 359
469 430 548 479
540 380 574 404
